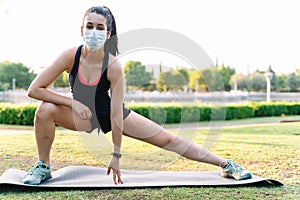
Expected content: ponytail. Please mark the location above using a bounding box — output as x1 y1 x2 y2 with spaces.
103 6 119 56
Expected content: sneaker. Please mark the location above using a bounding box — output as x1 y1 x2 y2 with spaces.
221 159 252 180
23 160 52 185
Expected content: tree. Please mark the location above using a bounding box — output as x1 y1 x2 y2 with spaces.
286 72 299 92
0 61 36 90
124 61 153 90
176 68 189 82
229 73 251 91
276 74 287 92
217 65 236 91
188 69 202 91
250 72 266 91
201 67 224 91
156 69 189 91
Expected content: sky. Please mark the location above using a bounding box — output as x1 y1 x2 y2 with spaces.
0 0 299 74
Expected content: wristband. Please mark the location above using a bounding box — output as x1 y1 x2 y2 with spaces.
112 152 122 158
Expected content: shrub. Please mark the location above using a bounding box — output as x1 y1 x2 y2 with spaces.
0 103 37 125
1 102 300 125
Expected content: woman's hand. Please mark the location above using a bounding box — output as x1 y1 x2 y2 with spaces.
72 100 92 120
106 157 123 184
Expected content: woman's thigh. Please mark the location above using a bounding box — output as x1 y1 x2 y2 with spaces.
38 102 92 132
122 111 176 148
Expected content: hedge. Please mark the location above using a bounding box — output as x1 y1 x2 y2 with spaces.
0 103 37 125
0 102 300 125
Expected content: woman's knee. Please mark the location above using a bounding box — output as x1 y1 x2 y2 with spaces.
163 133 180 149
35 102 59 121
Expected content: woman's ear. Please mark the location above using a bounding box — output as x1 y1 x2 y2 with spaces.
81 26 84 37
107 31 111 39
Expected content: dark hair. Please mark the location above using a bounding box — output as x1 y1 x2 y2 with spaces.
83 6 119 56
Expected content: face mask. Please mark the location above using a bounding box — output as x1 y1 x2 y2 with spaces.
83 29 107 51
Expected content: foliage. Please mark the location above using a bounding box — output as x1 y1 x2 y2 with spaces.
156 69 189 91
250 101 300 117
2 102 300 126
198 67 224 91
124 61 153 90
2 58 300 93
276 74 287 91
250 72 266 91
54 71 69 88
0 103 37 125
229 73 251 91
217 65 236 91
0 61 36 90
286 72 300 92
188 69 201 90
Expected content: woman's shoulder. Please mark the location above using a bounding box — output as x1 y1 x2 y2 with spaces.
54 46 79 63
62 46 81 57
107 54 124 80
54 46 81 72
107 54 122 71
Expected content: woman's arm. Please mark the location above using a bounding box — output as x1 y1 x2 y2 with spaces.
28 46 92 120
108 57 125 154
106 56 125 184
27 47 77 107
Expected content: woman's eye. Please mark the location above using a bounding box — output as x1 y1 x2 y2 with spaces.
86 24 93 29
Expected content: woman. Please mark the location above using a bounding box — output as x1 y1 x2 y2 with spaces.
23 6 252 185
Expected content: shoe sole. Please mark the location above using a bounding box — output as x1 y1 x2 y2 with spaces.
221 172 252 180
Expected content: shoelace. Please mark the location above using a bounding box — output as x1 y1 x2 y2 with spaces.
230 162 243 172
28 164 47 175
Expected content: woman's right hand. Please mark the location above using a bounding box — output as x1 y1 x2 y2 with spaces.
72 100 92 120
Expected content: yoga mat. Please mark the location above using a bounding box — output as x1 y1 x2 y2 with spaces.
0 166 283 190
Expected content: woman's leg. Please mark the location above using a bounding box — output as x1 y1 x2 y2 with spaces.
122 111 227 167
34 102 92 164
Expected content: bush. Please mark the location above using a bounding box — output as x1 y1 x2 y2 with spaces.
1 102 300 125
251 102 289 117
286 103 300 115
225 105 255 120
0 103 37 125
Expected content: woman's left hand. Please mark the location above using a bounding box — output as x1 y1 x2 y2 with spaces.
106 157 123 184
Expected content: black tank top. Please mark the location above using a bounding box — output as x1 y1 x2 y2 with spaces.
69 45 111 114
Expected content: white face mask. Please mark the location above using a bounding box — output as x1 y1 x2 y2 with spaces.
83 29 107 51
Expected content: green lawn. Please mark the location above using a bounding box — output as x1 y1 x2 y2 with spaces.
0 118 299 199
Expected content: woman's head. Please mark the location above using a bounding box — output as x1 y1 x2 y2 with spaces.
82 6 119 56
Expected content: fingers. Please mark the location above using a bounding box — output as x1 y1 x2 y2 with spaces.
79 108 92 120
106 167 111 175
107 167 123 184
80 110 92 120
113 170 117 184
72 100 92 120
116 170 123 184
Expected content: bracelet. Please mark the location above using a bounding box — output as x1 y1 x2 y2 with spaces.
112 152 122 158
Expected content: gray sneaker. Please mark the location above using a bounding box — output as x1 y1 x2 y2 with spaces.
23 160 52 185
221 159 252 180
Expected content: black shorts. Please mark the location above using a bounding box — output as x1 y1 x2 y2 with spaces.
87 106 131 134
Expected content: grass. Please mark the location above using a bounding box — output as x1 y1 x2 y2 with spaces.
0 117 299 199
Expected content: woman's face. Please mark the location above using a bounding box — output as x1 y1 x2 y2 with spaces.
81 12 111 38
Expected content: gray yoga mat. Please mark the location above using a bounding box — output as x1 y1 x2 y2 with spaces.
0 166 283 190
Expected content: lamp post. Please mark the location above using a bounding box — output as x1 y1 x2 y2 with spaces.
12 78 16 91
264 72 273 102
